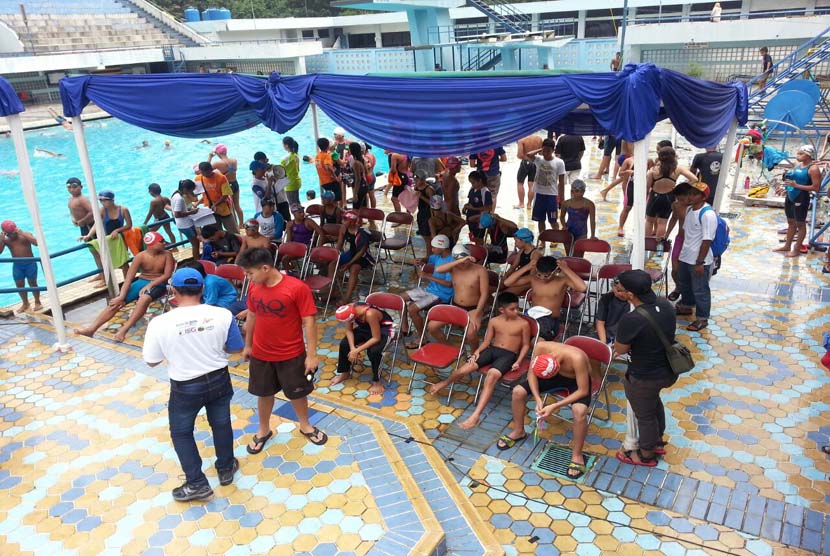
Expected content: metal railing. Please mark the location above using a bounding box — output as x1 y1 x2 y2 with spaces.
631 6 830 25
747 25 830 100
0 217 189 296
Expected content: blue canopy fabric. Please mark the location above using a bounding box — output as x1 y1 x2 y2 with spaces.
60 64 747 156
0 76 24 117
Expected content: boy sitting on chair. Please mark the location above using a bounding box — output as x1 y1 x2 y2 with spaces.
500 342 593 480
429 292 530 430
331 302 395 397
502 255 586 340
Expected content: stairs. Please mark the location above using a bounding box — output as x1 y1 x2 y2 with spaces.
115 0 209 47
746 26 830 134
462 48 502 71
465 0 531 35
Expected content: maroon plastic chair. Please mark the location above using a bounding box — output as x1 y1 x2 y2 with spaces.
406 304 469 404
473 315 539 404
198 260 216 275
538 229 573 257
365 292 406 382
304 246 340 318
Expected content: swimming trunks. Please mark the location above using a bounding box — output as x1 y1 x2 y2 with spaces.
12 261 37 282
475 346 519 375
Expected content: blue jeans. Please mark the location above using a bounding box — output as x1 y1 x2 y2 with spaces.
677 261 711 319
168 368 235 487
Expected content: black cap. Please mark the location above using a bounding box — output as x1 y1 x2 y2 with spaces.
617 270 657 304
253 151 268 162
66 177 81 185
262 198 275 206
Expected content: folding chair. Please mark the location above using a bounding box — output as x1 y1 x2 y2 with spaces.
304 246 341 319
538 336 613 429
365 292 406 382
406 304 469 404
370 211 415 293
315 223 344 247
523 289 564 342
538 229 573 257
276 241 309 278
198 260 217 275
468 244 489 266
572 238 611 264
644 237 672 297
594 263 632 308
473 315 540 404
215 263 249 299
305 204 324 221
486 269 501 320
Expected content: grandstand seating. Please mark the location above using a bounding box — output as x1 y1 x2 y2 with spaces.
0 1 196 53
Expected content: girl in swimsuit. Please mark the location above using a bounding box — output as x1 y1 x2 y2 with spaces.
336 210 376 302
559 179 595 240
209 144 243 227
645 147 696 238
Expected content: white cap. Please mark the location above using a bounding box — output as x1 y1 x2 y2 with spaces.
797 144 816 158
431 234 450 249
452 243 470 259
333 126 346 137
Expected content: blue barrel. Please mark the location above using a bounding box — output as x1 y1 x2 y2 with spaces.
216 7 231 20
203 8 216 20
184 7 200 22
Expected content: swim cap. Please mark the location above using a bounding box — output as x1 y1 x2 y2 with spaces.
445 157 461 170
531 354 559 379
343 210 359 222
333 126 346 137
797 144 816 158
479 213 495 228
321 190 335 201
335 304 356 322
143 231 164 246
214 144 227 155
1 220 16 233
429 195 444 210
452 243 470 259
515 227 534 243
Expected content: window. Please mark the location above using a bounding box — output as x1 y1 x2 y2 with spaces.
301 30 315 39
318 28 330 38
584 20 617 38
586 8 623 18
381 32 410 47
348 33 376 48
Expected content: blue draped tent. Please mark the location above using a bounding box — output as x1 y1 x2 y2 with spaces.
59 64 747 157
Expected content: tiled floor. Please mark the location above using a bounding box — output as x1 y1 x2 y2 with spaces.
2 129 830 555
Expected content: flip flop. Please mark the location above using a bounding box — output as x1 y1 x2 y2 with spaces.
246 431 273 454
686 319 708 332
405 341 421 350
822 446 830 455
496 434 527 451
566 462 586 479
615 449 657 467
667 291 680 302
301 426 328 446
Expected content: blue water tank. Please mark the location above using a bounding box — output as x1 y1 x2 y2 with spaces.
216 7 231 20
203 8 215 21
184 7 200 22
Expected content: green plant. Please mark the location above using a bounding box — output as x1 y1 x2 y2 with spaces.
687 62 705 78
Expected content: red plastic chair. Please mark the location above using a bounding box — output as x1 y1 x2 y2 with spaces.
305 204 324 219
572 238 611 263
304 247 341 319
365 292 406 382
198 260 217 275
540 336 613 428
276 241 309 276
215 263 248 300
371 211 416 292
358 207 385 224
314 223 344 247
644 236 672 297
406 304 469 403
473 315 539 404
538 229 573 257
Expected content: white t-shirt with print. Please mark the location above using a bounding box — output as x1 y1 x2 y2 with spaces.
171 193 193 229
532 155 566 196
679 205 718 266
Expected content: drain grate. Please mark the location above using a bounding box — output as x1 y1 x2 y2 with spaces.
530 443 596 484
719 212 740 219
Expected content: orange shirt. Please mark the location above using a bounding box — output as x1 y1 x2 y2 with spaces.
197 172 232 216
315 152 337 185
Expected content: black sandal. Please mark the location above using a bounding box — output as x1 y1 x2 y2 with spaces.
301 426 328 446
822 445 830 455
246 431 273 454
667 290 680 302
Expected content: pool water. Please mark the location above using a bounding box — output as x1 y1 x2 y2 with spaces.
0 110 387 306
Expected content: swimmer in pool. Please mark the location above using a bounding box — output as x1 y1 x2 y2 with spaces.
34 147 65 158
164 140 172 150
134 140 150 150
47 107 72 130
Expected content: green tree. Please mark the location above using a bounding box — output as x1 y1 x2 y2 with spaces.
151 0 358 19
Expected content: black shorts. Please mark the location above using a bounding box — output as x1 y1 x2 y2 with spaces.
603 135 621 157
229 180 240 194
537 315 560 341
518 374 592 408
417 210 431 237
625 180 634 208
784 192 810 222
646 191 674 219
247 352 314 400
391 174 409 198
517 160 537 183
321 182 341 202
475 346 518 376
453 301 478 312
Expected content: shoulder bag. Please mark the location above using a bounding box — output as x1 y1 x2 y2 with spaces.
634 306 695 375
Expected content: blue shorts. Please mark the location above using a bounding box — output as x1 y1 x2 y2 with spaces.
532 193 558 225
125 278 167 303
12 261 37 282
178 226 197 240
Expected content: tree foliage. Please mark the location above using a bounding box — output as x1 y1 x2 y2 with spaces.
152 0 358 19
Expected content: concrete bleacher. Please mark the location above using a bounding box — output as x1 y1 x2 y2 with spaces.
0 0 130 15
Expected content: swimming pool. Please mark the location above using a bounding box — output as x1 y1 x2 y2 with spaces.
0 110 387 306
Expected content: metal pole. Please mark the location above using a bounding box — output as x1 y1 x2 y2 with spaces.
71 120 119 297
713 118 738 212
7 113 70 350
631 133 651 270
619 0 629 64
730 143 745 201
311 101 320 141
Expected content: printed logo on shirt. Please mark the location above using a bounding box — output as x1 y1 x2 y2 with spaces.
176 317 216 336
477 150 495 172
252 296 287 317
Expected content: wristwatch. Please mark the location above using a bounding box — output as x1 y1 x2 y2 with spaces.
695 260 705 265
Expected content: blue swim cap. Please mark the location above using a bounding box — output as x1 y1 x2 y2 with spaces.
515 227 534 243
479 213 495 228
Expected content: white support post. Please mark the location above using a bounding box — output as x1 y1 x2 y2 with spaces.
72 119 119 297
730 143 745 201
311 101 320 141
630 133 651 270
713 118 738 213
7 113 70 351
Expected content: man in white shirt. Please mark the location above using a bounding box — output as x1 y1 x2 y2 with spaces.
527 138 566 234
143 268 245 502
674 182 718 332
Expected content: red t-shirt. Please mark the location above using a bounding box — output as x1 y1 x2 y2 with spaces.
246 275 317 361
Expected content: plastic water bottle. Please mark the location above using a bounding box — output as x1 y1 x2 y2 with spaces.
744 176 750 190
655 240 664 257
